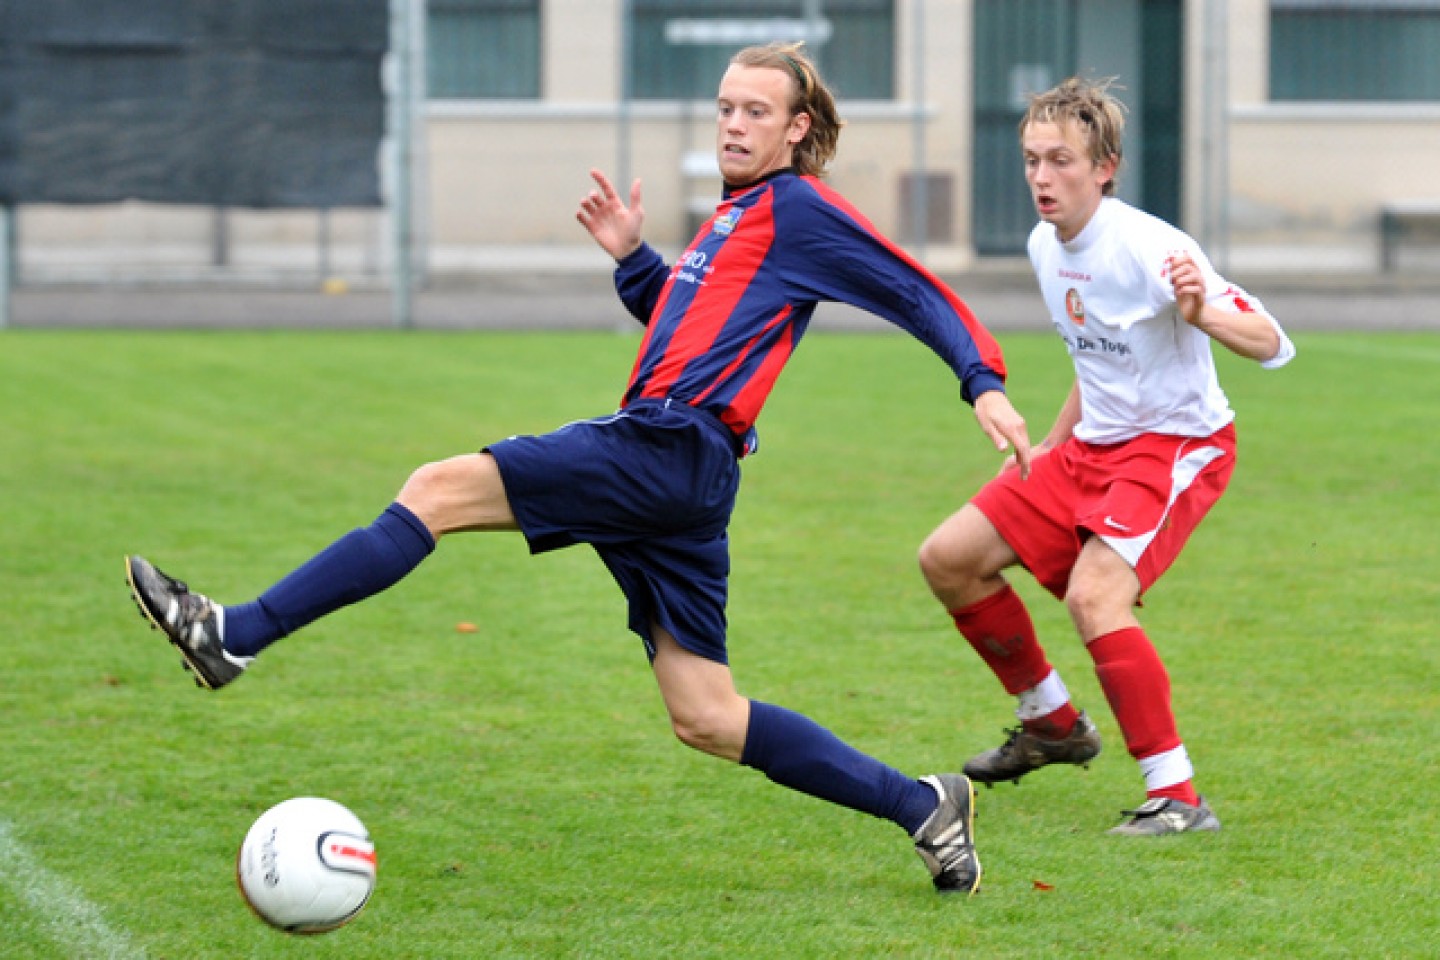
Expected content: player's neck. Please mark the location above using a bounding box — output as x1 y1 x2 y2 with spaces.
723 166 795 196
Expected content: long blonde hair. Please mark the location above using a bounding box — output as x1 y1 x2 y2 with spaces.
730 42 843 178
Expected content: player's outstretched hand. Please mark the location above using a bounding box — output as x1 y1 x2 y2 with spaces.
973 390 1032 480
577 169 645 261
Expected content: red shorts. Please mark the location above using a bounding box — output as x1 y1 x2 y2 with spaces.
971 424 1236 599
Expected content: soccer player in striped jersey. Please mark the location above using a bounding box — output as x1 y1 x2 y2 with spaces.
127 42 1030 893
918 77 1295 836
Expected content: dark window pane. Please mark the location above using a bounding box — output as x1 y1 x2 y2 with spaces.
1271 2 1440 101
427 0 541 99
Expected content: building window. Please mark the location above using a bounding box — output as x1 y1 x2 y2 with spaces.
1271 1 1440 101
631 0 894 101
427 0 541 99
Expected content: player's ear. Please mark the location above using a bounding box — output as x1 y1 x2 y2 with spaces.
787 110 811 145
1098 153 1119 187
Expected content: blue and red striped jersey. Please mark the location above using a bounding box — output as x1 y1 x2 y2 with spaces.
613 169 1007 454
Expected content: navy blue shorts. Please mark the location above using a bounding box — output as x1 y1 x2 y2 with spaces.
485 399 741 664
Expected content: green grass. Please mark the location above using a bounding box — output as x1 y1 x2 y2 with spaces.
1 328 1436 958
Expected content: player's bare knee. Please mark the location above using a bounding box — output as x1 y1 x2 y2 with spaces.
397 458 493 537
668 713 723 756
916 532 943 582
666 703 745 759
918 531 999 608
396 460 450 513
1064 579 1117 635
920 506 1009 595
917 530 965 589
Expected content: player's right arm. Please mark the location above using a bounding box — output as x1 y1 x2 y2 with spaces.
576 169 644 260
578 168 669 324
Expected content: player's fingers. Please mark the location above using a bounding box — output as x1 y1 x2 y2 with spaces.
977 420 1012 470
590 168 617 200
988 423 1010 452
1011 434 1033 480
987 412 1032 480
629 178 643 209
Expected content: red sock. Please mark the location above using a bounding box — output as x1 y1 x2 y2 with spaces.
950 586 1054 695
1025 703 1080 740
1089 627 1195 801
1148 781 1200 806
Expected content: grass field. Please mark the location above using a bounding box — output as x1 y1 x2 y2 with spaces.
2 327 1437 959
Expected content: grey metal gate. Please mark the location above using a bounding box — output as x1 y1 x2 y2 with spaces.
972 0 1181 256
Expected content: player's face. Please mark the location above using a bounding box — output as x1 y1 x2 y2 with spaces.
1021 120 1116 242
715 64 810 186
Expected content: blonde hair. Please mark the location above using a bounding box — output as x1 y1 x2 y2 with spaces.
729 42 843 178
1021 77 1127 196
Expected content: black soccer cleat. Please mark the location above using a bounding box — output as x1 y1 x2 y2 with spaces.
963 711 1102 787
1108 796 1221 836
913 774 982 895
125 555 251 690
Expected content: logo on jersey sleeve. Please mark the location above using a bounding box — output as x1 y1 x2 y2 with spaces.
1065 288 1086 326
1223 286 1257 313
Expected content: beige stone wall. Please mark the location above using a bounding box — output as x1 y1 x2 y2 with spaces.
424 0 977 265
1230 108 1440 240
16 0 1440 277
1201 0 1440 267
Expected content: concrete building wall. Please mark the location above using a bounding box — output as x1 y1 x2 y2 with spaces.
424 0 977 267
14 0 1440 279
1217 0 1440 269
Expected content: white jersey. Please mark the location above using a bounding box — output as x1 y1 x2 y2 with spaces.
1027 197 1295 444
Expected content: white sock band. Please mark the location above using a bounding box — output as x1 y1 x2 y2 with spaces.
1015 669 1071 721
1138 744 1194 790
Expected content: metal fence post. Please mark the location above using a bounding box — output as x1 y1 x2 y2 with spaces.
389 0 417 329
0 206 10 329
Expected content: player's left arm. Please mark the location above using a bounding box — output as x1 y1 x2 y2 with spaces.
1169 251 1294 366
783 186 1008 394
783 190 1031 475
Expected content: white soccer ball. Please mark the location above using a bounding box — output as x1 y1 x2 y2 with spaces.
236 797 376 934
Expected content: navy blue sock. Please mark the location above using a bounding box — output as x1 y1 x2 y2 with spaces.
223 502 436 657
739 700 939 835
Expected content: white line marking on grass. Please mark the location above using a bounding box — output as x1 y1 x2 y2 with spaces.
0 818 148 960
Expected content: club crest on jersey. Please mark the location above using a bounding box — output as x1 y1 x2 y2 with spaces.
712 206 744 236
1065 288 1086 326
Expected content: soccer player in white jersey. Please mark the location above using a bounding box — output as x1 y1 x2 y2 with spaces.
916 77 1295 835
